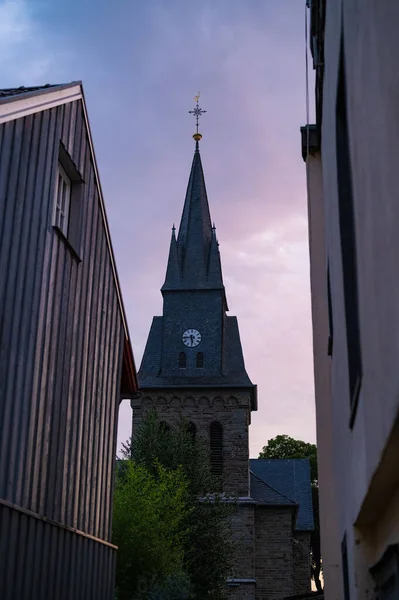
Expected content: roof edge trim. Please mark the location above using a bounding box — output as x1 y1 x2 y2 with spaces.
0 82 82 124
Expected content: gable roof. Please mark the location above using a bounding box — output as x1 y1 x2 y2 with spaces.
250 459 314 531
0 82 138 396
250 471 298 507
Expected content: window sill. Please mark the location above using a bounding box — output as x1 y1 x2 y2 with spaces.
53 226 82 263
349 375 362 429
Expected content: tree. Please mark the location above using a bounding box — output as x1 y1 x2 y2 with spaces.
113 460 190 600
120 410 237 599
258 434 318 485
258 434 322 593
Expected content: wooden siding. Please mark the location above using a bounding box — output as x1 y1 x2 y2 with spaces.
0 502 116 600
0 100 126 596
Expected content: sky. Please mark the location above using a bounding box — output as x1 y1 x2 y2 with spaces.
1 0 316 456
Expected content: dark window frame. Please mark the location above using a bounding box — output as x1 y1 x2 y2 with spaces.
341 534 350 600
327 263 334 356
53 141 84 262
178 352 187 369
336 34 362 426
196 352 204 368
210 421 223 478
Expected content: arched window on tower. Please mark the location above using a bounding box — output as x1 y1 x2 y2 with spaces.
210 421 223 477
196 352 204 368
188 422 196 440
179 352 186 369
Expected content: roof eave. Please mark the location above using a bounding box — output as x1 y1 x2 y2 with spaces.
0 82 82 105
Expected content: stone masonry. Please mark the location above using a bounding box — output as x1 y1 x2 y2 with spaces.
131 388 252 496
293 531 311 595
255 508 295 600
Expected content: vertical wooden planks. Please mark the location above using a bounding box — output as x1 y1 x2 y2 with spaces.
0 92 131 599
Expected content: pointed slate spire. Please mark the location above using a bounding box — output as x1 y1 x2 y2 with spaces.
161 225 180 289
162 141 225 296
176 143 213 283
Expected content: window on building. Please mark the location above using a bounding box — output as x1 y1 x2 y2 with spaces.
53 142 84 260
179 352 186 368
54 162 71 236
370 544 399 600
210 421 223 477
341 534 350 600
336 36 362 416
327 264 334 356
188 422 196 439
196 352 204 368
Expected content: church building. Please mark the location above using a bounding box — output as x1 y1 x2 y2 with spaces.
132 105 313 599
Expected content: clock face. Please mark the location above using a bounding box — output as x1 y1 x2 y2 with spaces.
182 329 201 348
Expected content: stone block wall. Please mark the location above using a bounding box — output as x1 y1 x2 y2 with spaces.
231 504 256 578
131 388 251 495
226 504 256 600
292 531 311 595
255 507 294 600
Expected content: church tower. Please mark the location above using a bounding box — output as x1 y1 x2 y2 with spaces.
133 105 257 497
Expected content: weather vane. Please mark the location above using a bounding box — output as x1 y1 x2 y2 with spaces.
189 93 206 141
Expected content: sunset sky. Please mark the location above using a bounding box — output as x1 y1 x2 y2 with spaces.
1 0 316 456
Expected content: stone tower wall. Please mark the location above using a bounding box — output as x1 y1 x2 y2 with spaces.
131 388 252 496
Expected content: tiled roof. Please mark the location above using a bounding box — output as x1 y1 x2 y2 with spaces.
0 84 58 98
250 471 297 507
250 459 314 531
138 314 254 389
0 83 81 103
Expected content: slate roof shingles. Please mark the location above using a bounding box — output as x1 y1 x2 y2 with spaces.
250 458 314 531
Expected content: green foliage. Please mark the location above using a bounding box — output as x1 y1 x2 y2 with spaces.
133 571 193 600
113 460 190 600
122 410 219 496
258 434 323 592
118 410 237 600
184 497 236 599
258 433 318 484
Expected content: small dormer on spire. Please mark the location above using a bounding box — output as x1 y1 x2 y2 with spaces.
162 224 180 289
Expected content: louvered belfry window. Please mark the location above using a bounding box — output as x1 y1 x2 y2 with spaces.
179 352 186 368
188 422 196 439
210 422 223 476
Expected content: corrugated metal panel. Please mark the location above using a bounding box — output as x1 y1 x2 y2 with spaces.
0 502 117 600
0 99 125 597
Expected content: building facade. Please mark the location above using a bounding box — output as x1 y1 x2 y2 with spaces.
303 1 399 598
133 134 313 599
0 83 138 600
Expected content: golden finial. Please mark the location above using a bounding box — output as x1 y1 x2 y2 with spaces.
189 92 206 144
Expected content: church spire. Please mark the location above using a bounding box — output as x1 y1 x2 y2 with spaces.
163 224 180 288
161 96 225 294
